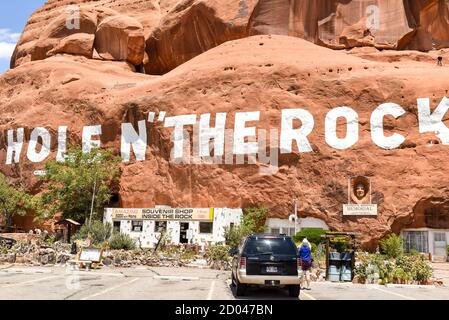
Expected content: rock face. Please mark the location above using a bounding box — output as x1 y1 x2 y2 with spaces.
3 33 449 248
95 15 145 65
3 1 449 248
11 0 449 74
48 33 95 58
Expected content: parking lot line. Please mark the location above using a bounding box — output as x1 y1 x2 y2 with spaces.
80 277 139 300
207 280 216 300
1 275 63 288
154 275 199 281
372 286 416 300
300 291 317 300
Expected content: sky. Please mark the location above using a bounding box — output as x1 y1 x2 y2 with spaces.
0 1 47 73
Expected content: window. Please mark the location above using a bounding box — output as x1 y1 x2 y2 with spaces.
243 238 297 256
199 222 213 234
113 221 121 233
131 220 143 232
154 221 167 232
403 231 429 253
270 228 280 235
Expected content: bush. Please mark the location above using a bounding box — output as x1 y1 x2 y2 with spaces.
355 252 433 285
109 232 136 250
293 228 326 245
241 207 268 234
73 221 112 245
379 234 404 259
205 244 231 263
224 226 245 248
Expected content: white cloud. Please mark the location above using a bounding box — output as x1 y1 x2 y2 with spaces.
0 29 20 62
0 42 16 59
0 29 21 43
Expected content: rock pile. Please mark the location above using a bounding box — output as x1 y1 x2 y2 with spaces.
0 241 73 266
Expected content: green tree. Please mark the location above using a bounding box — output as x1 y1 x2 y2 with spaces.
293 228 326 245
224 207 268 247
39 146 120 224
0 174 33 227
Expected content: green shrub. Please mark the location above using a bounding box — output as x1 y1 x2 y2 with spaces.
205 244 231 263
40 233 56 245
379 234 404 259
109 232 136 250
292 228 326 245
355 252 433 285
224 226 245 248
241 207 268 234
224 207 269 248
0 243 8 254
391 266 411 284
73 221 112 245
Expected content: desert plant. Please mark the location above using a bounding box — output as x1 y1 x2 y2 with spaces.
109 232 136 250
391 266 411 284
224 225 245 248
379 234 404 258
73 221 112 245
205 244 231 269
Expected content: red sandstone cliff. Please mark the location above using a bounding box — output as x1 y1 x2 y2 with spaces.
2 1 449 247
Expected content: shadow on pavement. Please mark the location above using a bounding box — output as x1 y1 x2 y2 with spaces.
228 284 300 300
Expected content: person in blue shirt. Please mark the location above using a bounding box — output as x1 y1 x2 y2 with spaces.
298 238 313 290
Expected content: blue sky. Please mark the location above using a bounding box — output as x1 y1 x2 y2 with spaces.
0 1 46 73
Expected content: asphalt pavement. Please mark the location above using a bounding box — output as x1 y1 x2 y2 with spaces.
0 265 448 300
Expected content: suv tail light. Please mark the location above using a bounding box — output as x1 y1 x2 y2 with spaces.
239 257 247 270
297 258 302 270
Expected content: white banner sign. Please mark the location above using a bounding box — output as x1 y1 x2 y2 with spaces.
343 204 377 216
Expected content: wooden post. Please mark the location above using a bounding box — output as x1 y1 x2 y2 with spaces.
325 236 330 280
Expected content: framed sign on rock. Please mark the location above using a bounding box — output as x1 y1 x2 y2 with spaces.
343 176 378 216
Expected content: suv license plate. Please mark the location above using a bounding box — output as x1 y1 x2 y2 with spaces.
266 266 278 273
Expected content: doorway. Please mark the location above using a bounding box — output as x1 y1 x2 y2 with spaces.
180 222 189 244
434 232 447 260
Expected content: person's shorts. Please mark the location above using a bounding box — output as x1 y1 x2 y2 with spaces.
301 260 312 271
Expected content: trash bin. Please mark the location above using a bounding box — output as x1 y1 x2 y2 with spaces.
327 252 341 282
340 252 353 282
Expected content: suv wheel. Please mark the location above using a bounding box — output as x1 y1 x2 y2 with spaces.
288 285 300 297
233 273 247 296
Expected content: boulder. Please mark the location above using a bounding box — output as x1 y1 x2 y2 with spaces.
12 7 98 67
48 33 95 58
95 15 145 65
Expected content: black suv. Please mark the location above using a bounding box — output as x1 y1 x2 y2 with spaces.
230 234 301 297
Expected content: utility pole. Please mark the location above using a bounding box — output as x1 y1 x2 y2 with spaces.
294 199 299 235
88 171 97 228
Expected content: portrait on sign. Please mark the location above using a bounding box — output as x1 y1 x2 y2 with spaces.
348 176 372 205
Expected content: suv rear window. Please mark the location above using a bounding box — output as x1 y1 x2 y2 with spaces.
243 237 297 256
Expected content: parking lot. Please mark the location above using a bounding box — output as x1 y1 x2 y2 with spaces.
1 264 449 300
